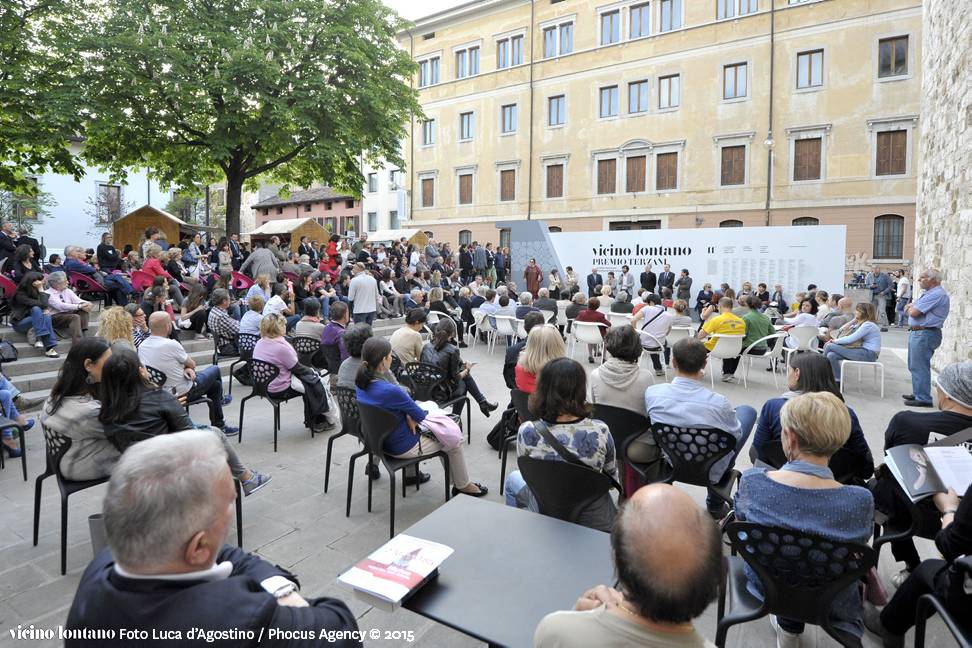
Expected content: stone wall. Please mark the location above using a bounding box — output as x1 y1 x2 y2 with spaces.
914 0 971 368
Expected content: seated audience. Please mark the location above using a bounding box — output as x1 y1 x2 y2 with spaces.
239 295 265 336
503 312 546 389
9 244 39 281
97 305 135 349
598 285 615 310
823 302 881 382
45 271 92 342
320 301 350 380
696 296 745 382
735 392 874 645
43 253 63 275
505 357 619 531
64 245 133 306
178 284 209 337
781 298 819 349
670 299 694 327
253 313 334 432
65 431 357 645
355 337 487 495
421 318 498 417
630 293 672 377
138 312 237 436
534 288 558 323
564 291 587 323
574 297 611 364
11 272 59 357
263 284 298 331
428 287 465 346
39 338 118 479
819 296 855 337
740 295 775 356
645 338 757 518
206 288 239 355
337 324 398 391
752 352 873 479
294 298 326 339
515 325 566 394
245 274 272 303
534 484 721 648
515 292 540 320
142 244 184 307
389 307 426 366
610 291 634 314
590 326 657 466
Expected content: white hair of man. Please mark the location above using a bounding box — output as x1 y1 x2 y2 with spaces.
102 430 228 570
410 288 422 300
63 245 80 258
924 268 942 283
538 287 549 298
519 292 533 305
496 285 509 297
46 271 68 289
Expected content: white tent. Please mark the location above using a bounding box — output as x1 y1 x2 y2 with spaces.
367 228 429 247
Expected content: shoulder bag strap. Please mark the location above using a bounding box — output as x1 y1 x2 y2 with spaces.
532 419 623 492
640 307 666 330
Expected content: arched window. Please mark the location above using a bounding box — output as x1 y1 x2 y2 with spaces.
719 219 743 228
548 226 562 233
458 229 472 245
873 214 904 259
792 217 819 226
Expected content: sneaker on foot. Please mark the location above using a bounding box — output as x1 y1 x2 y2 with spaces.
721 374 736 383
221 425 240 437
769 614 801 648
654 369 666 377
34 340 45 348
221 394 233 406
44 348 59 358
242 472 272 496
889 568 911 589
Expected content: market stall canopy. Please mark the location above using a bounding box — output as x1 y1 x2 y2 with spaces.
248 217 329 246
367 229 429 247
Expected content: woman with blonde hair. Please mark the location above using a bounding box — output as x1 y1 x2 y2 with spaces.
97 307 135 349
245 274 271 302
823 302 881 382
515 325 566 393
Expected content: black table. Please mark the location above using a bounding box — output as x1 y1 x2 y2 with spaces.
402 496 613 648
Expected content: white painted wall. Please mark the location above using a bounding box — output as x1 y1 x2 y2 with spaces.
361 156 408 234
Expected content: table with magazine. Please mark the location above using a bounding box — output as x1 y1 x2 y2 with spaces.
339 496 613 648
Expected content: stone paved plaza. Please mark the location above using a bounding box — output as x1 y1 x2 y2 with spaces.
0 326 958 648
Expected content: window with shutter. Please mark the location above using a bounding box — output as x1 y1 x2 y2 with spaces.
421 178 434 207
500 169 516 201
721 146 745 185
546 164 564 198
656 152 678 190
793 138 822 181
458 174 473 205
873 214 904 258
597 159 616 194
625 156 646 192
876 130 907 175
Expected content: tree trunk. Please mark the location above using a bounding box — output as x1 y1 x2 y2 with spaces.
224 171 244 237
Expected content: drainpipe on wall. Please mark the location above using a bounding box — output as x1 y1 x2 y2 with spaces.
526 0 535 220
408 30 415 225
764 0 776 227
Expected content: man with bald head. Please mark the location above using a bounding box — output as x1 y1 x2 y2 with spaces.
137 312 238 435
534 484 720 647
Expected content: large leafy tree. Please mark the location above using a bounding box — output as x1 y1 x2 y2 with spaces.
0 0 85 193
76 0 420 236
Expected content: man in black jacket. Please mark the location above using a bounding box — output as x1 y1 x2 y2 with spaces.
657 263 675 291
586 267 603 297
66 430 360 648
639 263 657 294
0 221 18 269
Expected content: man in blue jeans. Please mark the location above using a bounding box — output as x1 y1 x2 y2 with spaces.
644 337 757 518
903 268 950 407
137 312 238 435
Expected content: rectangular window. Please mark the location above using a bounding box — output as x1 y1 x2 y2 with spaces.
459 111 474 140
421 178 434 207
628 80 649 114
876 130 907 175
600 10 620 45
548 95 566 126
455 46 479 79
878 36 908 78
304 203 312 212
720 145 746 185
796 49 823 89
458 173 473 205
501 104 517 134
597 158 617 194
718 0 735 19
723 62 748 99
740 0 757 14
367 173 378 193
793 137 822 181
511 35 524 64
390 169 401 188
345 200 354 209
389 210 399 228
500 169 516 201
422 119 435 145
96 183 122 224
418 56 440 87
497 39 509 69
559 23 573 54
599 85 619 118
630 3 651 38
658 74 680 109
546 164 564 198
625 155 647 192
325 201 332 210
367 212 377 231
659 0 682 32
656 152 678 190
543 27 557 58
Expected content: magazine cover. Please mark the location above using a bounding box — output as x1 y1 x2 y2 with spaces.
338 534 453 605
885 445 972 502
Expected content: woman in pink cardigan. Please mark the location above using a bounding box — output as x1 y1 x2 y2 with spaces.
45 272 93 341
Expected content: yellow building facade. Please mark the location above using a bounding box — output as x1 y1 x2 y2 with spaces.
400 0 920 269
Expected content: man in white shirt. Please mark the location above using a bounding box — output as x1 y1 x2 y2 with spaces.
643 338 756 518
630 293 672 376
347 263 379 325
534 484 720 648
138 312 237 435
262 287 298 332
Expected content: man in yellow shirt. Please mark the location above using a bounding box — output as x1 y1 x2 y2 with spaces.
698 297 746 382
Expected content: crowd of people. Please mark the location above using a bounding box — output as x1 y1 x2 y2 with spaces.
1 219 964 648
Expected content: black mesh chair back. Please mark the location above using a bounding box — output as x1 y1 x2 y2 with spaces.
719 521 877 647
389 353 404 378
403 362 451 402
651 422 736 487
247 359 280 399
237 332 259 360
290 335 321 367
516 455 615 527
145 365 166 387
333 386 361 438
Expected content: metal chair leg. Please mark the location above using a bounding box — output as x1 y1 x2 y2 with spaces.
388 472 397 538
33 473 48 545
60 493 69 575
234 481 243 547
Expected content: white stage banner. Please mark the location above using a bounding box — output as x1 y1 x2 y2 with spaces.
548 225 846 298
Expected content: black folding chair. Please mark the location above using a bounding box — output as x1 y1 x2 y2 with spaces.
290 335 327 374
357 403 451 538
500 389 535 495
211 332 239 366
144 365 212 413
237 359 302 452
717 521 877 648
517 455 618 530
402 362 471 443
591 404 651 496
649 422 741 506
227 332 259 395
915 556 972 648
33 427 110 575
0 416 27 481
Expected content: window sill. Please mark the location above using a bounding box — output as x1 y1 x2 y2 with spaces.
459 138 474 143
548 124 566 130
500 131 517 137
873 173 910 179
721 96 750 104
656 106 680 114
654 187 680 193
625 110 649 118
720 183 747 188
420 144 435 149
794 85 824 94
790 178 824 185
876 74 912 83
597 115 620 122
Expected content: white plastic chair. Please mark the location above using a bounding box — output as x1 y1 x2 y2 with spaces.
741 332 789 389
781 325 820 367
707 334 745 388
493 316 518 348
637 329 667 382
608 312 633 328
840 359 885 398
539 309 555 324
570 321 608 363
515 318 528 339
666 326 694 345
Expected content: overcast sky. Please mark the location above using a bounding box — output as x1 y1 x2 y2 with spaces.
383 0 468 21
